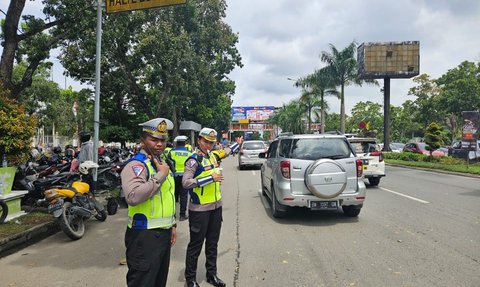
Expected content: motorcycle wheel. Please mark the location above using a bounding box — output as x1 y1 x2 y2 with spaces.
93 198 108 221
0 200 8 224
59 202 85 240
106 198 119 215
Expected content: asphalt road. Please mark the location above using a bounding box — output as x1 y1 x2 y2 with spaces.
0 158 479 287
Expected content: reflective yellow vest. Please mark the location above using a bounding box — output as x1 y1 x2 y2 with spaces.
127 153 176 230
189 152 221 205
168 147 192 176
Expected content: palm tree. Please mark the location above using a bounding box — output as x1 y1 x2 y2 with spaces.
299 67 338 133
321 41 374 133
298 86 320 133
269 100 305 134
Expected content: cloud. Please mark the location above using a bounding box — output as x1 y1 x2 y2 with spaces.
226 0 480 114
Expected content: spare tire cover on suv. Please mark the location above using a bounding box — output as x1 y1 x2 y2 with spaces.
304 159 347 199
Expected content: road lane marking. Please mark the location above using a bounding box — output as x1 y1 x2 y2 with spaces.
380 187 430 204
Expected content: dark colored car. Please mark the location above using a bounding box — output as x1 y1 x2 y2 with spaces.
403 142 445 157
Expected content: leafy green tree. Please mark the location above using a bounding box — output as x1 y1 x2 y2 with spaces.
435 61 480 141
424 122 442 156
320 41 376 133
262 130 271 141
324 112 342 133
0 85 37 164
0 0 95 98
435 61 480 114
60 0 241 139
348 101 383 139
408 74 443 129
389 103 420 142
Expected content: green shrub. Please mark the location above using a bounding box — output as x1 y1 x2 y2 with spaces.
385 152 423 161
0 86 37 164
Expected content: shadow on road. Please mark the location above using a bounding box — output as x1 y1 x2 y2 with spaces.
256 190 360 227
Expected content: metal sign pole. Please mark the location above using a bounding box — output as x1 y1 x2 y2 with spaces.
93 0 103 185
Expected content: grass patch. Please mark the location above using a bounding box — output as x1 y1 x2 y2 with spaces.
0 211 54 240
385 153 480 175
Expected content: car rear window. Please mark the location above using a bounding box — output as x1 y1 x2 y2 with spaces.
349 141 379 153
287 138 351 160
242 142 265 150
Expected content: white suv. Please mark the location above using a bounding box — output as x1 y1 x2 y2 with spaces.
347 137 385 186
259 134 366 218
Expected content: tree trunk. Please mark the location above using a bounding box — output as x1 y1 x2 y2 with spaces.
340 84 345 133
0 0 26 95
320 92 325 134
308 106 312 133
172 107 178 137
156 85 171 117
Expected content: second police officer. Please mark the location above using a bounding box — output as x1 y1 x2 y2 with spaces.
182 128 239 287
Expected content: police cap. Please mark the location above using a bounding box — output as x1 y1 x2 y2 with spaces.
198 128 217 142
139 118 173 139
174 135 188 142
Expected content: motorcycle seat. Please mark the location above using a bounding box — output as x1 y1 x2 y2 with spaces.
33 178 58 187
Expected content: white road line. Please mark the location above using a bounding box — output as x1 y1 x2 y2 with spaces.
379 187 430 204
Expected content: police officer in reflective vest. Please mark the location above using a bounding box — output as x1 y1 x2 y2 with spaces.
121 118 177 287
167 135 192 221
182 128 239 287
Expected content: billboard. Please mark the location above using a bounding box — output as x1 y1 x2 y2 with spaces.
462 111 479 150
358 41 420 79
231 106 275 121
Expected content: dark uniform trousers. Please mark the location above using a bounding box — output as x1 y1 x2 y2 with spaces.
185 207 222 281
174 176 188 216
125 227 172 287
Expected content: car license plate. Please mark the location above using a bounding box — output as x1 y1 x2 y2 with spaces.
310 201 338 210
48 201 63 213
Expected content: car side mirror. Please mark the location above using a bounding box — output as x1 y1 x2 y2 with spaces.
259 152 266 158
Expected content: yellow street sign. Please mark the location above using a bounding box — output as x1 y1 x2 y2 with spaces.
106 0 187 14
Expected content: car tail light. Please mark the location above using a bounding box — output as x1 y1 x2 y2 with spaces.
240 149 244 155
370 151 384 162
280 160 290 179
356 159 363 177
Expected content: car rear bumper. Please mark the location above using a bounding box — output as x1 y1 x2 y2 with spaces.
239 157 265 166
363 161 385 178
275 181 366 208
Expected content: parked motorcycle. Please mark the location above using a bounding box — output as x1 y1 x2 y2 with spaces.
42 161 107 240
13 162 79 208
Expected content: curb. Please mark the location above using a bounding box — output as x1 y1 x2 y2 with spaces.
386 163 480 179
0 220 60 257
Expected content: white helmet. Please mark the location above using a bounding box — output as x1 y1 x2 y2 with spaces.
79 161 99 175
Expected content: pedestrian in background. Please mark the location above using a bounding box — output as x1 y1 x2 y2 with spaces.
182 128 239 287
121 118 177 287
78 131 93 164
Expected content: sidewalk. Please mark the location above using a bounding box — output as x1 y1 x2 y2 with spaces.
0 219 59 257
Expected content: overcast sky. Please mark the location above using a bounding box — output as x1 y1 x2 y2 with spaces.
4 0 480 116
224 0 480 114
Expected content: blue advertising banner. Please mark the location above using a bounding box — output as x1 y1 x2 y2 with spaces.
231 106 275 121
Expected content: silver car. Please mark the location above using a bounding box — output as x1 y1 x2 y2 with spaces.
260 134 366 218
238 140 267 170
